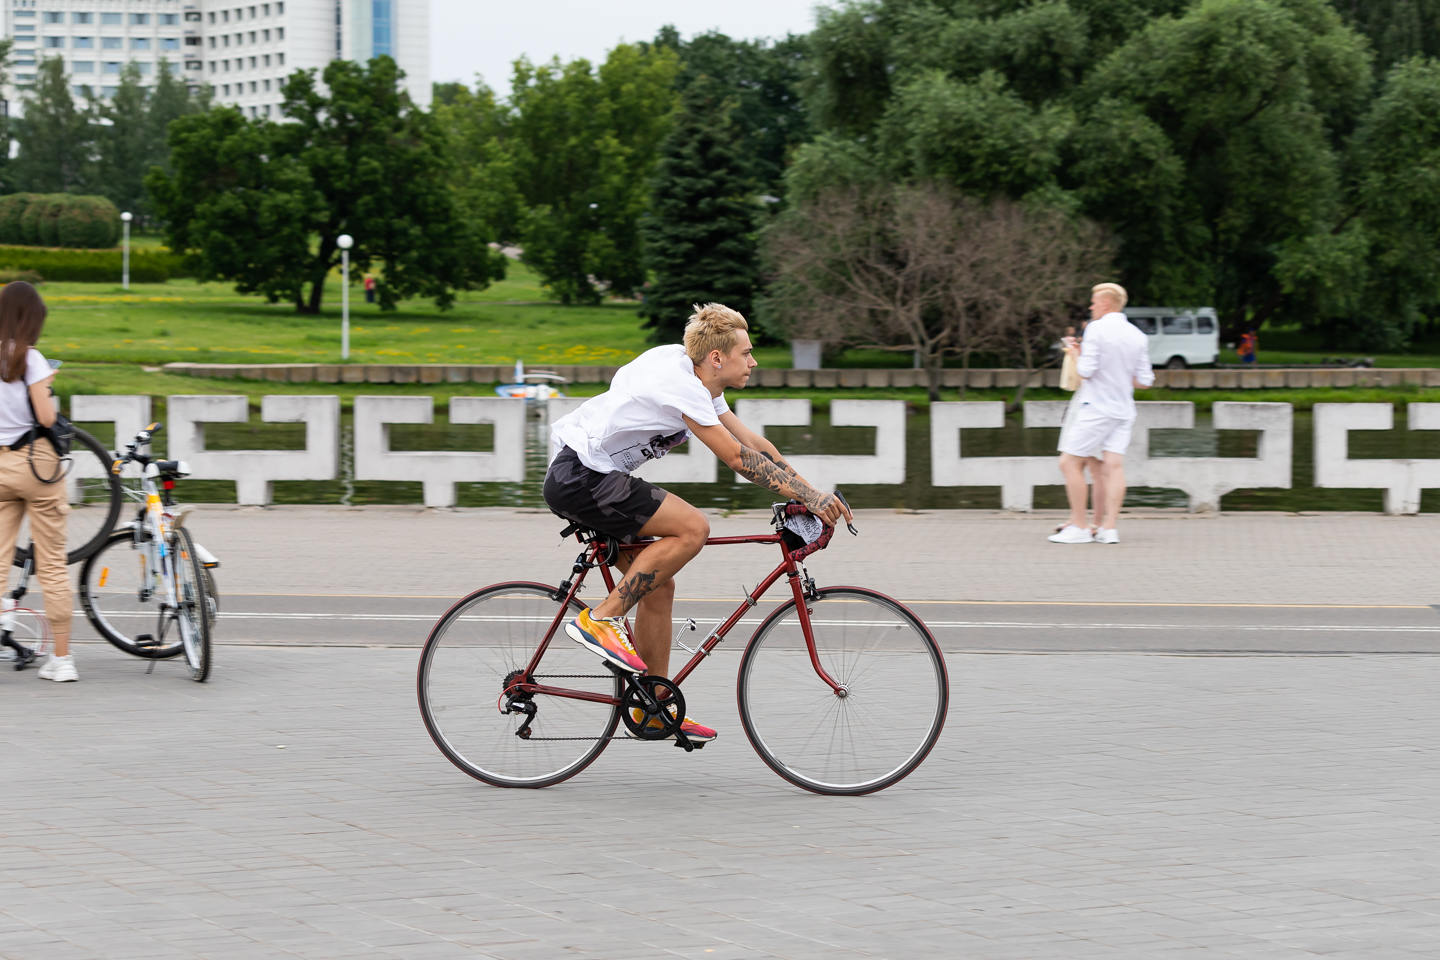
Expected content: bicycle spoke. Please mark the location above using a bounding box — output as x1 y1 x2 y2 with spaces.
418 583 621 789
738 588 948 795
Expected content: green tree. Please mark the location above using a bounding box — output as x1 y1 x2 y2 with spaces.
11 58 94 193
650 27 813 195
639 79 761 342
147 107 319 305
1277 56 1440 347
149 57 503 314
1068 0 1372 333
0 38 13 192
503 45 680 303
1330 0 1440 69
93 64 151 222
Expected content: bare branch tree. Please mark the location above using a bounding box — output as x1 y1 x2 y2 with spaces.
762 182 1114 402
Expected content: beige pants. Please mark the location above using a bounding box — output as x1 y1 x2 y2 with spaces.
0 440 72 645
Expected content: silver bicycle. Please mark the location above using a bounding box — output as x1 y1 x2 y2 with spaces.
78 422 219 682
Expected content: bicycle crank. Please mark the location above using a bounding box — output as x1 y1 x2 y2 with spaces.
619 674 687 743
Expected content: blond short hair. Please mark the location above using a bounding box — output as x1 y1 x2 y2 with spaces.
683 303 749 364
1092 283 1128 310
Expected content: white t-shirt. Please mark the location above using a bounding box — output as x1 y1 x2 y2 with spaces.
0 346 54 447
1074 312 1155 420
551 344 730 473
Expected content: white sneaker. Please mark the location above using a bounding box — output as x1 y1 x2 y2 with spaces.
38 654 78 682
1048 524 1094 544
1094 528 1119 544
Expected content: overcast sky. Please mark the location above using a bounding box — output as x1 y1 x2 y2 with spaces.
430 0 827 96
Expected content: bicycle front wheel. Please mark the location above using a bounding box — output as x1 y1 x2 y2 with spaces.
170 526 212 682
738 586 949 795
418 582 622 789
79 530 180 659
13 427 124 568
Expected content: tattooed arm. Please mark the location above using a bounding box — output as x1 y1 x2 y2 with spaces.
719 410 796 474
688 418 852 526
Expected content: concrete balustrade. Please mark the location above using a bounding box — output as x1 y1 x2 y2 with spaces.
67 395 153 504
735 398 906 490
934 400 1294 511
1131 402 1293 511
167 396 341 505
1314 403 1440 514
55 396 1440 514
352 396 526 507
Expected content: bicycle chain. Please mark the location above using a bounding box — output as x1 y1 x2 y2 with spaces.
508 674 647 741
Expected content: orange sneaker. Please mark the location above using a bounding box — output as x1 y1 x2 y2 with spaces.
564 608 647 673
626 707 717 743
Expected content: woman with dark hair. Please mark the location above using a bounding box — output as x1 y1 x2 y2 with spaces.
0 281 74 681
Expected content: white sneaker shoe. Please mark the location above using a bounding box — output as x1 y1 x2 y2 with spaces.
1094 528 1119 544
1048 524 1094 544
38 654 78 682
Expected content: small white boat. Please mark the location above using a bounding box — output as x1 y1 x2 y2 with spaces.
495 361 568 402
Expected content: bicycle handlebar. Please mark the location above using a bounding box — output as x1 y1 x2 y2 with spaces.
111 421 166 475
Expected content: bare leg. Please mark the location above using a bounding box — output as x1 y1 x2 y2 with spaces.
591 493 708 678
1058 453 1090 529
612 550 676 679
1088 457 1106 531
1099 451 1126 530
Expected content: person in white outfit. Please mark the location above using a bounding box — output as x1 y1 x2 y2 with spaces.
0 281 74 679
1049 283 1154 544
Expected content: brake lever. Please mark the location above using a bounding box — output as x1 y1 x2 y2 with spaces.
834 489 858 536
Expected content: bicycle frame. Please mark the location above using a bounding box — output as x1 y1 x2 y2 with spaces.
506 527 842 709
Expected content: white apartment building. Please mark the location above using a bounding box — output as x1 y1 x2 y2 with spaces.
2 0 430 118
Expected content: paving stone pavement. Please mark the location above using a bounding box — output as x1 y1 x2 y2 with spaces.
3 507 1440 959
182 506 1439 604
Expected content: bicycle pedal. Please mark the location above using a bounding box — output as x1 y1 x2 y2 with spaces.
135 633 158 648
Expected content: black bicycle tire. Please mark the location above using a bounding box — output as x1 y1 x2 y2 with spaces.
79 530 184 660
417 581 622 789
736 586 949 796
13 427 124 568
171 526 212 682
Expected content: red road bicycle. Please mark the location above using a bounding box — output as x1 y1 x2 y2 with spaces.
417 502 949 795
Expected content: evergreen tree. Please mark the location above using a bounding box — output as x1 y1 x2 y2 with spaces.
11 57 94 193
639 78 761 342
94 63 150 221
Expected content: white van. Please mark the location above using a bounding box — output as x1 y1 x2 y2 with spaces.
1124 306 1219 369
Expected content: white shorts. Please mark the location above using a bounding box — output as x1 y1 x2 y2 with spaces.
1058 406 1134 458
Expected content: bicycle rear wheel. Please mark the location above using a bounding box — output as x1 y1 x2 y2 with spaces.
737 586 948 795
418 582 622 789
12 427 124 568
79 530 180 659
170 526 212 682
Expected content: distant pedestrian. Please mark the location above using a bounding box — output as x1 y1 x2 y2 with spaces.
1049 283 1154 545
0 281 74 680
1238 330 1258 364
364 274 377 304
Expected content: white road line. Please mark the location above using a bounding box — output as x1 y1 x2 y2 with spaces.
91 610 1440 634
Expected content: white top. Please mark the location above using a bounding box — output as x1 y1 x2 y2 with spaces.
550 344 730 473
0 346 54 447
1074 312 1155 419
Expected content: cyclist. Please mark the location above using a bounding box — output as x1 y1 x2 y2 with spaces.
544 303 851 742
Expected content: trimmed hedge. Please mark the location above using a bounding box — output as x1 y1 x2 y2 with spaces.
0 193 120 248
0 245 188 283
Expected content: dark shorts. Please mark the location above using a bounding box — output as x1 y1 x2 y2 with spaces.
543 446 667 540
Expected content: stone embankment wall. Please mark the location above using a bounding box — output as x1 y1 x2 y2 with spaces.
162 363 1440 389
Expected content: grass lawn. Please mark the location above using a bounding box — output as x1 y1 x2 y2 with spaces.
31 260 1440 387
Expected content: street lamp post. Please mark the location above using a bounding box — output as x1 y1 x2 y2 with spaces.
120 212 132 290
337 234 353 360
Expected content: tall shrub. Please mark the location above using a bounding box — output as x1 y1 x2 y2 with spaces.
57 195 119 247
0 195 32 244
